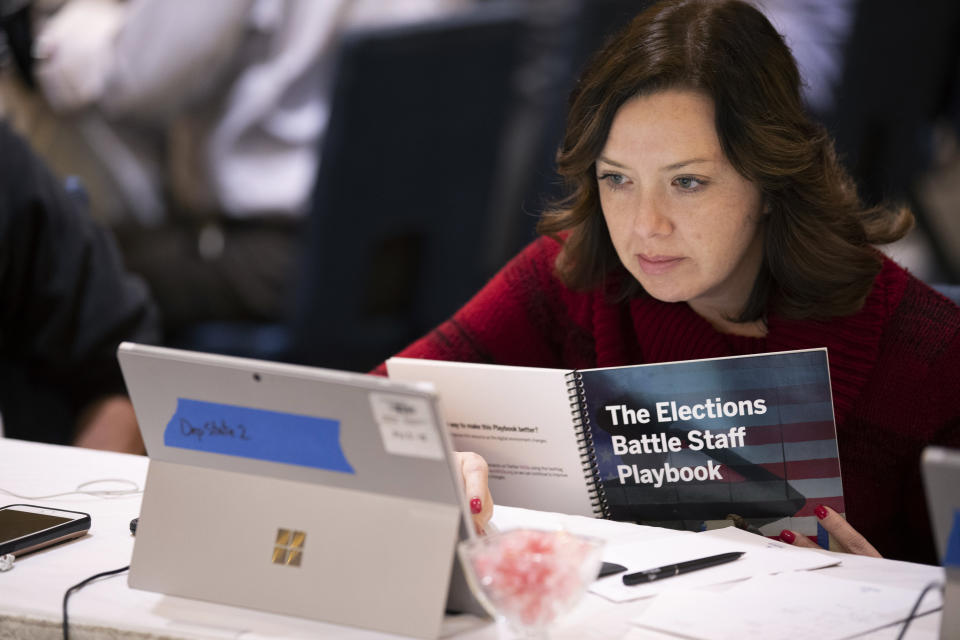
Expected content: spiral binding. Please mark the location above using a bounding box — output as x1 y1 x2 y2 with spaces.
565 371 611 518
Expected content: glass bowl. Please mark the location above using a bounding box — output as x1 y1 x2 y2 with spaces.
458 528 604 639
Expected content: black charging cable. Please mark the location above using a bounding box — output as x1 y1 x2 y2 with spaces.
62 565 130 640
62 517 139 639
895 580 945 640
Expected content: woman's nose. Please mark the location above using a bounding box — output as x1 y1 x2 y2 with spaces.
632 192 673 237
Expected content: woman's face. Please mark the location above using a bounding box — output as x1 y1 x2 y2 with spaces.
596 89 765 323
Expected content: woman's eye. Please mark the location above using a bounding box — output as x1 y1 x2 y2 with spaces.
673 176 705 191
598 173 627 188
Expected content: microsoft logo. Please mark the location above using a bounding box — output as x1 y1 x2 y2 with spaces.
272 528 306 567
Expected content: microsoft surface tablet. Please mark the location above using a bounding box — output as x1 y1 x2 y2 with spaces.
921 445 960 640
922 446 960 563
119 342 481 639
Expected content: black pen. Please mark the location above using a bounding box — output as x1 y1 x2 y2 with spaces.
622 551 745 585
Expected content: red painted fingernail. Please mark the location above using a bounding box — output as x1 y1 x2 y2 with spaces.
779 529 796 544
470 497 482 514
814 505 828 520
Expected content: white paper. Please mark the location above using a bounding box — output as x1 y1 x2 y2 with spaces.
490 505 681 547
633 571 944 640
387 358 596 516
590 527 838 602
697 523 835 554
368 392 444 460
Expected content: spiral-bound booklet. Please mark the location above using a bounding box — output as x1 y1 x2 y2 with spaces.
388 348 844 538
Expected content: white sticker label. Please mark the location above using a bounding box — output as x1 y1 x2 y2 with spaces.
369 393 444 460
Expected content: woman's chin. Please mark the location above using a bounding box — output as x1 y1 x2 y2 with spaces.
639 283 692 305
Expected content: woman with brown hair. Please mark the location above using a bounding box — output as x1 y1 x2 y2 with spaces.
379 0 959 563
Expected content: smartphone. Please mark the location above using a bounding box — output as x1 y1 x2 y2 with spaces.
0 504 91 557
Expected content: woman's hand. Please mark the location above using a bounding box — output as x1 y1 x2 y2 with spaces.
778 505 881 557
455 451 494 535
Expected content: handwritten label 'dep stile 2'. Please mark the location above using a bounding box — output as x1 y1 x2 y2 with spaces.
164 398 355 473
369 392 444 460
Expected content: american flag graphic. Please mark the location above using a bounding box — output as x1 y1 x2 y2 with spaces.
579 349 842 545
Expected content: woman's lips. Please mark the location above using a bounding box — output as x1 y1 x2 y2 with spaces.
636 254 685 275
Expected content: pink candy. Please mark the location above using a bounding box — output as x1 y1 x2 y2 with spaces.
466 529 602 631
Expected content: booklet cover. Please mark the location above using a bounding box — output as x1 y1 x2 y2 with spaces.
388 349 843 538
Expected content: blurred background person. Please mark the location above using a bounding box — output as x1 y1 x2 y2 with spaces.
755 0 960 286
0 121 160 453
2 0 468 343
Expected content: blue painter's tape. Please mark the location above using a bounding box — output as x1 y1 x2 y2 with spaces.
816 521 829 550
945 509 960 567
164 398 354 473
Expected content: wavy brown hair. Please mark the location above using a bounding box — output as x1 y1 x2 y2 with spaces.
537 0 913 321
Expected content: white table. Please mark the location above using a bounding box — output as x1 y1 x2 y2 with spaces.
0 439 945 639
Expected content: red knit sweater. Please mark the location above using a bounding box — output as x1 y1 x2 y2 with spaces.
378 236 960 563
